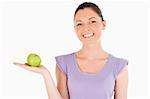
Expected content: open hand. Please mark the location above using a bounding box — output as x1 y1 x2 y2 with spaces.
13 62 49 75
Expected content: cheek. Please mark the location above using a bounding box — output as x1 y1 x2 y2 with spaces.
91 25 103 40
75 28 82 38
92 24 102 34
75 28 82 35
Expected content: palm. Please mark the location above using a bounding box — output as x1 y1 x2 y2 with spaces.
13 62 49 75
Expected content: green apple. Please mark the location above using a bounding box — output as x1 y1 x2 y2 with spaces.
27 53 41 67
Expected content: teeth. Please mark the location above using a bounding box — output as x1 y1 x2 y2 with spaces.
83 33 94 38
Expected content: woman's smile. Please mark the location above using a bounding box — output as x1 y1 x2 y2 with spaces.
82 32 95 38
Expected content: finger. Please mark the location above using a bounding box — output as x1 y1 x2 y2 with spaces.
13 62 24 66
15 63 33 70
24 63 29 65
13 62 30 68
13 62 40 72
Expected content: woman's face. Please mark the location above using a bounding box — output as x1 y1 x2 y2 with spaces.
74 8 106 45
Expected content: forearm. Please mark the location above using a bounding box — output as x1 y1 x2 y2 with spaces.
42 71 63 99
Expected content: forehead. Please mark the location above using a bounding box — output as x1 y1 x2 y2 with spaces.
74 8 100 21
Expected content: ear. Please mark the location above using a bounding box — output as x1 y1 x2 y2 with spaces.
101 20 106 30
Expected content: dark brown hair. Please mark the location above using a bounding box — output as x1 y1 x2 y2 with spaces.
74 2 104 21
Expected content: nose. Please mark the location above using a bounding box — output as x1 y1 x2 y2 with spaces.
83 24 90 32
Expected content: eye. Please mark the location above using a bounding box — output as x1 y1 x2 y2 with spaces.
91 20 96 23
77 23 82 26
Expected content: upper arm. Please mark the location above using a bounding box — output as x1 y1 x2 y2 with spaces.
114 66 128 99
56 64 69 99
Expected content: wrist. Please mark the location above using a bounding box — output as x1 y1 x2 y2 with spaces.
41 70 51 78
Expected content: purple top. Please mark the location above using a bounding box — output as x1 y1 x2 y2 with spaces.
55 52 128 99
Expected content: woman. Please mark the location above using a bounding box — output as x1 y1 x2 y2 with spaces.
14 2 129 99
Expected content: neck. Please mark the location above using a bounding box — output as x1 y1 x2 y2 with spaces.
77 41 108 60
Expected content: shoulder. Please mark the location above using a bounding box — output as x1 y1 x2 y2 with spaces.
109 54 129 79
110 54 129 64
55 52 74 59
110 54 128 62
54 52 75 75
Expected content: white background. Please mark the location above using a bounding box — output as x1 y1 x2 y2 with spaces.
0 0 149 99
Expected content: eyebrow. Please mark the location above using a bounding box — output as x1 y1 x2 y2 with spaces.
75 17 97 22
89 17 97 20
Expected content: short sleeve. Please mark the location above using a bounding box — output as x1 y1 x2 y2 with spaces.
114 58 129 79
55 55 67 75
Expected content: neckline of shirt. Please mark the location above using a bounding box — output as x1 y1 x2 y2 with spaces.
72 52 112 76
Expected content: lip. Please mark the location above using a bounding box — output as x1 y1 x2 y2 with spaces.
82 33 95 38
